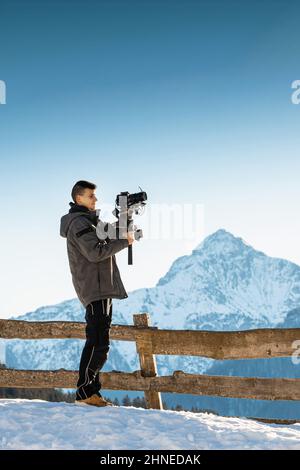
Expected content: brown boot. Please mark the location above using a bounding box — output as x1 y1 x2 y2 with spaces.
75 394 113 407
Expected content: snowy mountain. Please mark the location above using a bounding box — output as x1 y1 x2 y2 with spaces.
4 229 300 418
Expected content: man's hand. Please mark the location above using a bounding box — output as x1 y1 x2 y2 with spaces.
127 231 135 245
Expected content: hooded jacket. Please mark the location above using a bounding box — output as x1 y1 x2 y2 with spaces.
60 202 129 307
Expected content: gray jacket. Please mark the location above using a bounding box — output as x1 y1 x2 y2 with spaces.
60 203 129 307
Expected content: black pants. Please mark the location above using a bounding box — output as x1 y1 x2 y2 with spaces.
76 298 112 400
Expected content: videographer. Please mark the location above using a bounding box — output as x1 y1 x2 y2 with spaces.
60 180 134 407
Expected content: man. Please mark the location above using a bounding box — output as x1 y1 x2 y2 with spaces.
60 180 134 407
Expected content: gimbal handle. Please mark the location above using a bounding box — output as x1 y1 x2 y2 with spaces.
128 245 133 265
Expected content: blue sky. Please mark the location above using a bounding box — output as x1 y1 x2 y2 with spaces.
0 0 299 318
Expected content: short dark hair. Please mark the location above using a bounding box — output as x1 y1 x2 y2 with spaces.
71 180 97 203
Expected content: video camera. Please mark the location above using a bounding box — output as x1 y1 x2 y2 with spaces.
96 188 147 265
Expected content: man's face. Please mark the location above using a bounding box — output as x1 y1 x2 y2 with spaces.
76 188 98 211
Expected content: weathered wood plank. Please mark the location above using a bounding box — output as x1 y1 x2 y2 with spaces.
0 319 143 341
1 319 299 360
1 369 300 401
155 371 300 401
148 328 300 360
133 313 163 410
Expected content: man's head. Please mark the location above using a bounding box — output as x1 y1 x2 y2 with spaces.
71 180 98 211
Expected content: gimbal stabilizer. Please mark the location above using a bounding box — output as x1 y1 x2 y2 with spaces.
113 189 147 265
95 188 147 265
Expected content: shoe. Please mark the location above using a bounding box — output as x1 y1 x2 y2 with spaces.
75 393 113 407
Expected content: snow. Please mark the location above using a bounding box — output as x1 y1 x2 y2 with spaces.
0 399 300 450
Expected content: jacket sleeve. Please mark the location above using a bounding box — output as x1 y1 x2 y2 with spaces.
68 217 129 263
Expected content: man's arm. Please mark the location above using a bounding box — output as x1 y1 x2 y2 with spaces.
68 217 129 263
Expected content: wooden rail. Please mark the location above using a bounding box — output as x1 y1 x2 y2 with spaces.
0 318 299 359
1 369 299 401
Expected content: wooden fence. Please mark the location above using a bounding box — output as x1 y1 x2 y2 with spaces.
0 313 300 424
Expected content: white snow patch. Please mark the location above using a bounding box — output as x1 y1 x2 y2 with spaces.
0 399 300 450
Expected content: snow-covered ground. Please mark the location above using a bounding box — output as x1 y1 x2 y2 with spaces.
0 399 300 450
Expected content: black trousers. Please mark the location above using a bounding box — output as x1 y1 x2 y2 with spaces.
76 298 112 400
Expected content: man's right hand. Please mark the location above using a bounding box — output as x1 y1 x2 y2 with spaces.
127 231 135 245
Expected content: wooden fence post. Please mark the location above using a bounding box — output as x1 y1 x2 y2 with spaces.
133 313 163 410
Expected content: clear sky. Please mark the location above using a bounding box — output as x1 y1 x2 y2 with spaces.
0 0 299 318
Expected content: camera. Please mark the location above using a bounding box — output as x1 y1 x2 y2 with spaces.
114 190 147 264
115 190 147 208
96 189 147 265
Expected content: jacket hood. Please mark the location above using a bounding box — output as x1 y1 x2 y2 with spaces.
60 202 100 238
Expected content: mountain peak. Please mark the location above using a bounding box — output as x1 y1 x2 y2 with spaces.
193 229 251 255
